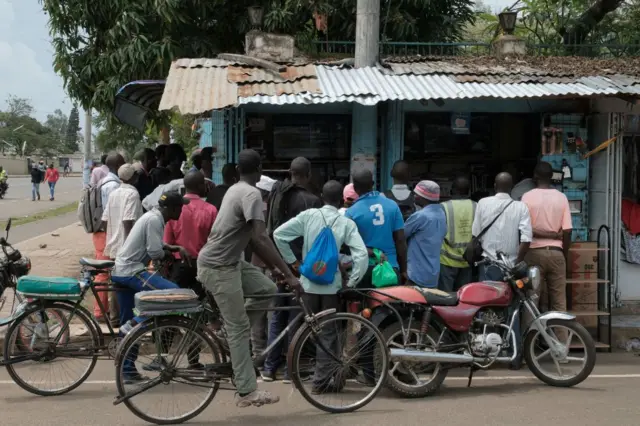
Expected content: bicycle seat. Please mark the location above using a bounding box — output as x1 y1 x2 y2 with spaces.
79 258 115 269
413 287 459 306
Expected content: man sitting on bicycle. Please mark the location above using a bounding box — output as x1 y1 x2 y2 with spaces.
197 149 301 408
112 191 190 383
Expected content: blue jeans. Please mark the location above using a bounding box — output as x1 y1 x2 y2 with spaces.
111 271 179 375
48 181 56 199
263 288 301 376
31 183 40 200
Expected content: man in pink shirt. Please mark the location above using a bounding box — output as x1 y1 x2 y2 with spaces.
522 162 573 324
89 154 109 187
164 171 218 295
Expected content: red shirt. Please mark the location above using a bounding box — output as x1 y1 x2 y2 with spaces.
164 194 218 259
45 168 59 183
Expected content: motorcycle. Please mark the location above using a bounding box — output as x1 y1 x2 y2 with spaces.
0 181 8 199
0 219 32 308
366 252 596 398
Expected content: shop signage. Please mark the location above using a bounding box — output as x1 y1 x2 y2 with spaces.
451 113 470 134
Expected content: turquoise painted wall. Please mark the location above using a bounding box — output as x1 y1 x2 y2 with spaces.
351 104 378 185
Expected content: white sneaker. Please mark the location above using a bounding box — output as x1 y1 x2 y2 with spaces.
235 390 280 407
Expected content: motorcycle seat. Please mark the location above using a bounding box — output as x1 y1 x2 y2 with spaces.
79 258 115 269
413 287 459 306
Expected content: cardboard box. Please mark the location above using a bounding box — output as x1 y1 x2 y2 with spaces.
569 273 598 305
569 242 598 278
572 303 598 328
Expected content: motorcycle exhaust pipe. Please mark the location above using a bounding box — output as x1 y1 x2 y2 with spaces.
390 348 475 364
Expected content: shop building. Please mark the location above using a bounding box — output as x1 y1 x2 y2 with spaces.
116 51 640 349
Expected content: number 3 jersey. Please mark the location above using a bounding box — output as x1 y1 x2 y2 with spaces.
345 191 405 269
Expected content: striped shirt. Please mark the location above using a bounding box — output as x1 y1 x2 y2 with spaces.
471 192 532 264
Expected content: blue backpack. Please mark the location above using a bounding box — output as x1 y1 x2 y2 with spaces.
299 211 340 285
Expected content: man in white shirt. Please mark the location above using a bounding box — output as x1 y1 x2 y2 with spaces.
102 164 144 259
472 172 532 281
92 153 125 323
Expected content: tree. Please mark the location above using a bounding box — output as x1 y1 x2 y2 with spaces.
42 0 475 117
64 105 81 153
93 113 147 159
5 95 34 118
0 96 52 156
43 109 68 153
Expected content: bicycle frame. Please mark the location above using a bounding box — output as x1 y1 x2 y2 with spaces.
114 290 342 405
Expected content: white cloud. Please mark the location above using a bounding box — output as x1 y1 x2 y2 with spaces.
0 0 72 121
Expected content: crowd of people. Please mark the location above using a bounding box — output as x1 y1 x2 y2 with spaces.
89 143 573 408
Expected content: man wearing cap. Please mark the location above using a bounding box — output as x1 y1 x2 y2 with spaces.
339 183 358 215
404 181 447 288
102 164 144 261
111 191 190 383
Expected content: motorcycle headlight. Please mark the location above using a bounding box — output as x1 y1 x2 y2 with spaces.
528 266 541 293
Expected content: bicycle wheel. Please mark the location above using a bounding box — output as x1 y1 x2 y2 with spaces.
115 316 222 425
3 301 99 396
287 312 389 413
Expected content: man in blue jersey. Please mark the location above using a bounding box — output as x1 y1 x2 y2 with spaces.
346 169 408 287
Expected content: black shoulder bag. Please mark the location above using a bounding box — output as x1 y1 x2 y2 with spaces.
464 200 514 266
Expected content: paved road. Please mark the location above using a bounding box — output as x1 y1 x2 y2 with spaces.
0 176 82 221
0 355 639 425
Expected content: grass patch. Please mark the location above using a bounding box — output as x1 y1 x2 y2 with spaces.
0 201 79 229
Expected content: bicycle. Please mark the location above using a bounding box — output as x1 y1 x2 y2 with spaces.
1 256 129 396
113 286 390 425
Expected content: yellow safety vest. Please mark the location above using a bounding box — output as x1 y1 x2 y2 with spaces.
440 199 476 268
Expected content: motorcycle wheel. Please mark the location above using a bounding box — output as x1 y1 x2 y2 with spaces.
374 321 448 398
524 319 596 388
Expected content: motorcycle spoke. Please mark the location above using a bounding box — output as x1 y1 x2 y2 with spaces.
389 362 401 375
552 358 563 377
534 348 551 362
409 368 422 385
564 330 574 349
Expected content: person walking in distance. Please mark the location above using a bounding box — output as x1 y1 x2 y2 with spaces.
472 172 532 281
346 169 408 286
44 163 59 201
522 162 573 342
92 153 125 324
30 164 43 201
261 157 322 381
439 176 476 291
404 181 447 288
197 149 300 408
384 160 416 221
273 180 368 393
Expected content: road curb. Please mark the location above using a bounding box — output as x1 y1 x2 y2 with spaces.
13 221 82 248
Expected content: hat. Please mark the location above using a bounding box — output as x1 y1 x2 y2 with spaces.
118 163 137 181
256 175 276 192
343 183 358 202
414 180 440 202
158 191 190 208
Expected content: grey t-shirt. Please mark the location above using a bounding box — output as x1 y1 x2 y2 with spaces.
114 209 166 276
198 181 265 268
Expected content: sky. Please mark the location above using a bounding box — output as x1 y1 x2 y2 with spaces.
0 0 513 124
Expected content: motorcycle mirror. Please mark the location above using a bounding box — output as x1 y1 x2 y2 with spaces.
5 217 11 233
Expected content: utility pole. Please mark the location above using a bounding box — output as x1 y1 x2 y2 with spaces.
83 109 92 188
351 0 380 185
355 0 380 68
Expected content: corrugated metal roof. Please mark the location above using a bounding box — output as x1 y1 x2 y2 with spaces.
159 57 640 112
227 64 317 83
159 64 238 113
173 58 234 68
237 79 321 97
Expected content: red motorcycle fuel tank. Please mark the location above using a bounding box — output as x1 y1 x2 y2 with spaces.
458 281 512 307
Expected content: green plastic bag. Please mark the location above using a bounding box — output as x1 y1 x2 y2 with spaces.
371 249 398 288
